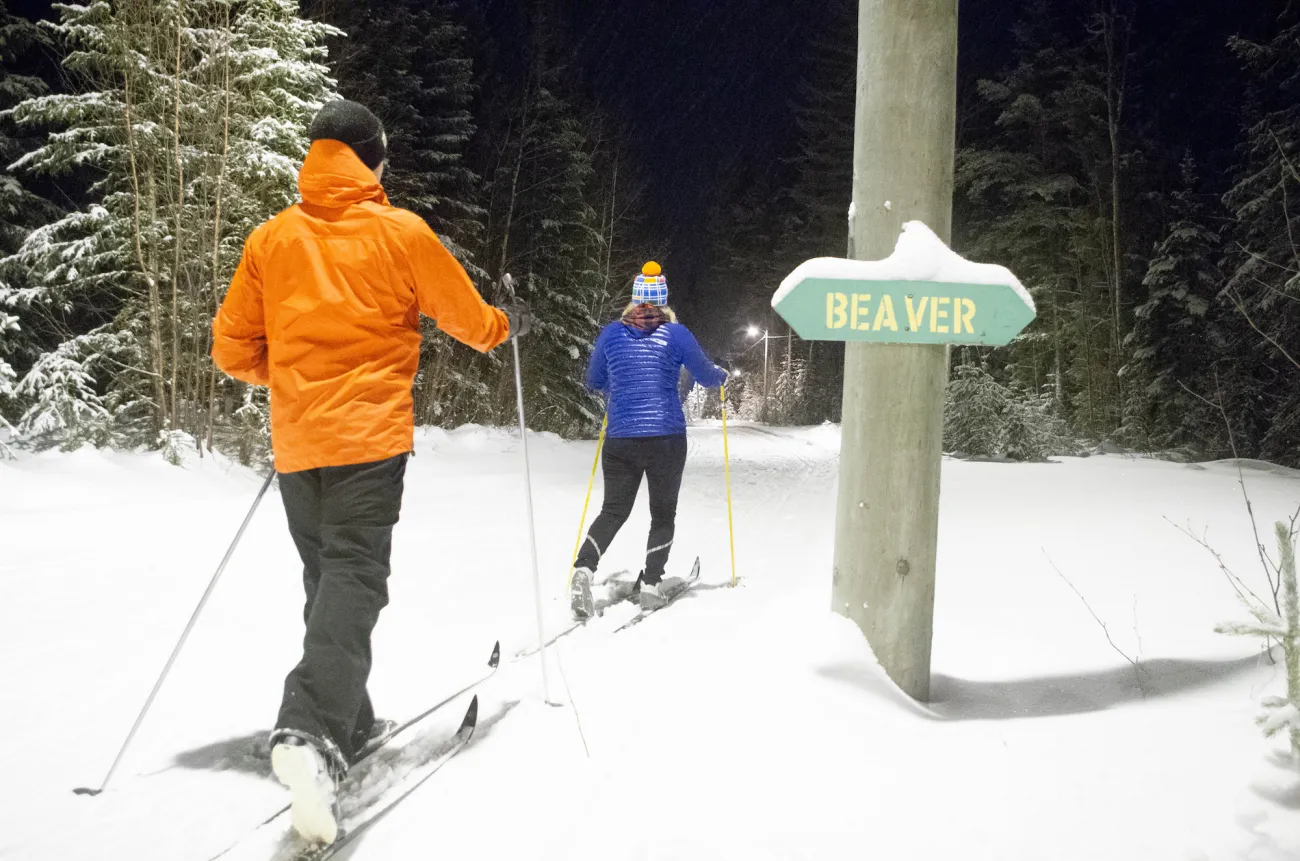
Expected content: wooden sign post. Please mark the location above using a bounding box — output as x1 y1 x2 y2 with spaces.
773 227 1034 701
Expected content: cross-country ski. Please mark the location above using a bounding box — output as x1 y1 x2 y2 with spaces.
213 696 482 861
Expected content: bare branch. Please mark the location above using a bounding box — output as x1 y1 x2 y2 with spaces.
1043 549 1147 693
1166 517 1271 607
1132 594 1143 663
1179 375 1283 612
1227 285 1300 375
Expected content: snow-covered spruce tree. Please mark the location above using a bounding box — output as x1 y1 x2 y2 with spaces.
5 0 337 460
956 0 1152 441
1220 11 1300 464
206 1 340 460
1121 155 1225 455
13 328 121 451
771 353 808 426
1216 520 1300 761
0 305 20 458
0 0 64 449
944 364 1009 457
787 0 855 262
683 378 723 423
315 0 483 261
722 374 760 423
584 111 659 324
484 39 604 437
230 383 269 466
1003 383 1076 461
310 0 500 430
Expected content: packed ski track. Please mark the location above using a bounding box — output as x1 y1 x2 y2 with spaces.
3 423 1299 860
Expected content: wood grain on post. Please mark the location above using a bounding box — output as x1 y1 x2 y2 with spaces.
832 0 959 702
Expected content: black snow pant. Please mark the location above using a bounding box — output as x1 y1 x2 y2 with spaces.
574 434 688 585
274 452 406 768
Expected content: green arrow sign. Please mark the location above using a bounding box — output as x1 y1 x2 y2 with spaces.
771 222 1035 346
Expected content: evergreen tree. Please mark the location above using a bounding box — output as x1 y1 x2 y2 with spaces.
1123 155 1225 453
955 0 1153 443
3 0 338 457
944 364 1009 457
316 0 483 263
1003 382 1077 461
585 112 657 321
786 0 855 263
0 0 60 454
311 0 500 430
483 31 604 436
945 363 1075 460
1215 520 1300 761
0 303 18 457
1221 10 1300 462
775 0 856 425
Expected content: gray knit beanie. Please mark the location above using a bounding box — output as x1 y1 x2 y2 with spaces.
307 99 386 169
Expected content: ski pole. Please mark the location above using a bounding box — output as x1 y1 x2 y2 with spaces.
566 413 607 595
501 274 555 706
721 385 737 587
74 466 276 796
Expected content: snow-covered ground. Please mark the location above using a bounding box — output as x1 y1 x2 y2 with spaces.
2 423 1298 860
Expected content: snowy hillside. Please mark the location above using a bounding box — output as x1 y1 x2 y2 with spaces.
2 424 1298 860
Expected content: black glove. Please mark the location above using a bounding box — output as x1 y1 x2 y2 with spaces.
501 300 533 339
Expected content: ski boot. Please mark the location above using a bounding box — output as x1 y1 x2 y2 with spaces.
269 728 345 845
637 566 694 611
570 566 596 620
638 577 668 612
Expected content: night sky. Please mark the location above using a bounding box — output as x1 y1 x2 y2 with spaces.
558 0 820 297
7 0 1267 320
563 0 1022 312
542 0 1260 316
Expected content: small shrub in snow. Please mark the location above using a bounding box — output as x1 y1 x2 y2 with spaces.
14 334 114 451
159 428 199 467
1215 520 1300 761
946 364 1078 461
944 364 1007 457
1004 385 1077 461
231 386 271 467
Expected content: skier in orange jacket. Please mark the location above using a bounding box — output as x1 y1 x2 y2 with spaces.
212 98 529 846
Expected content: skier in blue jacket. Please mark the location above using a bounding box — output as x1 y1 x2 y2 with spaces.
570 262 728 617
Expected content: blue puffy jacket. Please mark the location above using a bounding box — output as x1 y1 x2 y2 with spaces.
586 313 727 438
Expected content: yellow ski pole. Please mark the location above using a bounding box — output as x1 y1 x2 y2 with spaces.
721 385 737 587
567 413 607 594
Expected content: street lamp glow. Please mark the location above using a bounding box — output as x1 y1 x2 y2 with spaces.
747 325 760 338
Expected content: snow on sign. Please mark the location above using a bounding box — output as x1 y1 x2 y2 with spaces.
771 221 1036 346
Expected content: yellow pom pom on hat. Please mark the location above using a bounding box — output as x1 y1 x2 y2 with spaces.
632 260 668 306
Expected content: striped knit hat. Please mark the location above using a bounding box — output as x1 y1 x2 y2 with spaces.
632 261 668 306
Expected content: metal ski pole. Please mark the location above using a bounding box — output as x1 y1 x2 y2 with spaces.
73 466 276 796
502 274 555 706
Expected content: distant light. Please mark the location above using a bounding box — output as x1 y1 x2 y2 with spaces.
747 325 760 338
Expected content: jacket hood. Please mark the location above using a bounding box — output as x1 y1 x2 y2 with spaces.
297 139 390 209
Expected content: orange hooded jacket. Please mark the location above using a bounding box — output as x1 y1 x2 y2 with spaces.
211 140 510 474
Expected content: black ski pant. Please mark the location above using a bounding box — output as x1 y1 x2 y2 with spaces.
575 434 687 585
275 452 406 767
